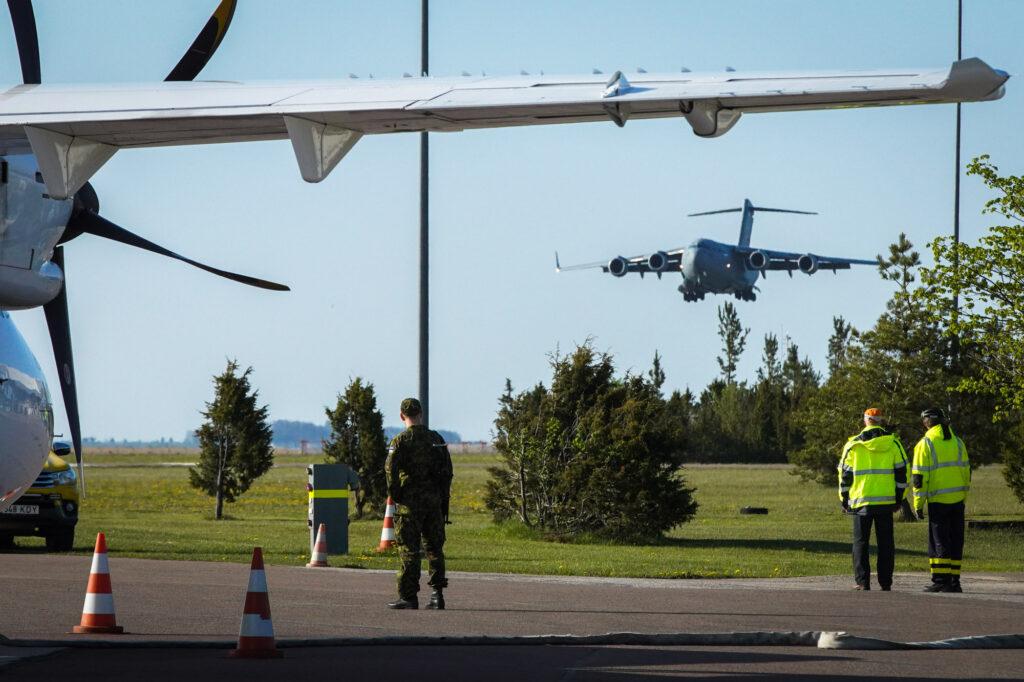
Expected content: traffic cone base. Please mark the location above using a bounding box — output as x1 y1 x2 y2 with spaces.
230 547 283 659
306 523 330 568
229 643 284 659
72 532 124 635
377 497 396 552
72 624 125 634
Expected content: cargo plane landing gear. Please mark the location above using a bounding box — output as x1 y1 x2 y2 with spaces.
678 285 705 302
733 289 757 302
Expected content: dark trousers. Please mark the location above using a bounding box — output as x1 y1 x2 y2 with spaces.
927 501 965 584
394 506 447 600
852 510 895 588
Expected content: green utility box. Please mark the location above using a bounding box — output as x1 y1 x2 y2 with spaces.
307 464 360 555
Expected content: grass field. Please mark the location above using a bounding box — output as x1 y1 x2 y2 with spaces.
10 451 1024 578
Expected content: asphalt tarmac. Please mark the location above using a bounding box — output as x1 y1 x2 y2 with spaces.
1 554 1022 679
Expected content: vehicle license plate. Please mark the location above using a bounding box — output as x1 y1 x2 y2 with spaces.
2 504 39 515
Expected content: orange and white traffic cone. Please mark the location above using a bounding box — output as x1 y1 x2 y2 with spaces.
306 523 330 568
72 532 124 634
377 497 396 551
229 547 283 659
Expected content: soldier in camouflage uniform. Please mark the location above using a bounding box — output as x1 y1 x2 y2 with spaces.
385 398 453 610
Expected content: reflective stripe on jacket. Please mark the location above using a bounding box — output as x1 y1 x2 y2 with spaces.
912 425 969 510
838 426 909 510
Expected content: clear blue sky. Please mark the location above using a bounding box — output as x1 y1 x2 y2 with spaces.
3 1 1022 441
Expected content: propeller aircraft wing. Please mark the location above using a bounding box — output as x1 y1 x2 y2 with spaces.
0 58 1010 199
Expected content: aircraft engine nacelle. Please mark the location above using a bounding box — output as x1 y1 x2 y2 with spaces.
798 254 819 275
746 250 768 271
608 256 629 277
647 251 670 272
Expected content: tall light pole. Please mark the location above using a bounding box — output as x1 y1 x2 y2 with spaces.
954 0 962 251
419 0 430 425
952 0 962 361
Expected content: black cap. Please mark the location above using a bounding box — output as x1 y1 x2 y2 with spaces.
920 407 946 422
400 397 422 417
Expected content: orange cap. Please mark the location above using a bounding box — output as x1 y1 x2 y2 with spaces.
864 407 884 419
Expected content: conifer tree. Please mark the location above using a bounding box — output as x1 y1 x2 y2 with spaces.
649 350 667 390
752 334 786 461
827 316 854 379
486 343 698 540
716 302 749 384
757 333 783 384
323 377 388 518
189 361 274 519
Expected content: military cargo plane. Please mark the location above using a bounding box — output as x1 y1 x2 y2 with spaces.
555 199 876 301
0 0 1011 509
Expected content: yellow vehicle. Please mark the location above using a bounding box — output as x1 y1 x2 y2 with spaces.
0 443 79 551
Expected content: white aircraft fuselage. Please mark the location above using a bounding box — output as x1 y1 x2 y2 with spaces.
0 312 54 509
0 154 69 510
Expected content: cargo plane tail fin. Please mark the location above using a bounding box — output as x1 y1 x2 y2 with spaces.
688 199 817 248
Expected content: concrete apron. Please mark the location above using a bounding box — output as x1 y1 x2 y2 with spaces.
0 555 1021 646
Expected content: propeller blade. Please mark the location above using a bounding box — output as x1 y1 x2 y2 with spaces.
42 247 84 492
6 0 41 84
750 207 818 215
688 208 742 217
165 0 237 81
66 210 290 291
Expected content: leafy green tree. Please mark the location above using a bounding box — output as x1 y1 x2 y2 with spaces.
323 377 388 518
485 344 698 541
716 302 749 384
791 235 1006 486
189 361 274 519
1003 434 1024 506
922 156 1024 417
921 156 1024 504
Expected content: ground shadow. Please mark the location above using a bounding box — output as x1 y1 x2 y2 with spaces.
452 607 854 618
12 645 1015 682
657 537 929 557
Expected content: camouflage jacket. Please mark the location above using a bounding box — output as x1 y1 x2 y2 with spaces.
385 425 453 510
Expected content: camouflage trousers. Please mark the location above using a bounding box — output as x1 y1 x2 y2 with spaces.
394 505 447 600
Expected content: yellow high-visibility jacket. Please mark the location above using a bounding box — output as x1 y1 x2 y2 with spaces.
838 426 909 510
912 425 970 512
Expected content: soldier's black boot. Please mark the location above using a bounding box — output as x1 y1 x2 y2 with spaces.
426 589 445 610
387 597 419 609
922 582 952 593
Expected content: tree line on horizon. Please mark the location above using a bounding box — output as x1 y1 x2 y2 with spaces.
80 420 459 451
